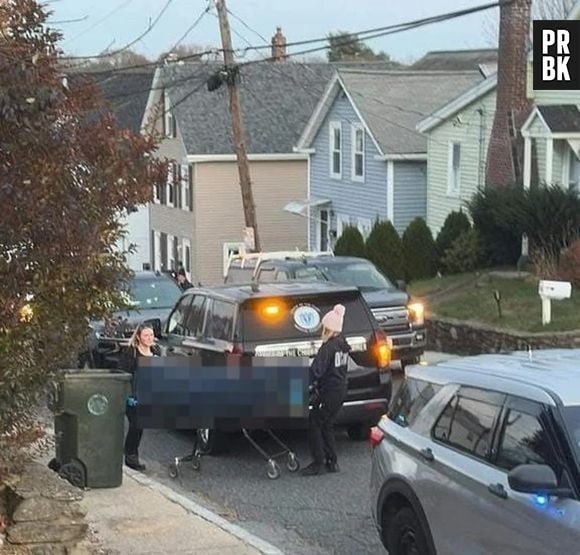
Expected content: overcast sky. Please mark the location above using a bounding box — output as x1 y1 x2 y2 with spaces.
48 0 499 63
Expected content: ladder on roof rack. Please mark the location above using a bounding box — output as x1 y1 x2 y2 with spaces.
227 249 334 272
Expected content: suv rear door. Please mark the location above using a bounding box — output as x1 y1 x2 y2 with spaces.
239 289 384 400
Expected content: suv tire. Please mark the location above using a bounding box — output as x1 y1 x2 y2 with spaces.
347 423 371 441
385 506 431 555
197 429 228 455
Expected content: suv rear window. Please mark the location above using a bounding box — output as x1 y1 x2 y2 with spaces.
389 378 442 427
225 267 254 284
240 292 373 343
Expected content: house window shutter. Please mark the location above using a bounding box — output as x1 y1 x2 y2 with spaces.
160 232 167 270
150 230 155 268
173 236 179 270
188 164 194 212
175 163 181 209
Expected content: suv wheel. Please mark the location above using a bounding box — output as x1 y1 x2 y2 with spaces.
347 423 371 441
385 506 430 555
197 429 227 455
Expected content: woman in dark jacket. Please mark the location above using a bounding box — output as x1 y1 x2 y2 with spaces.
302 304 351 476
120 324 160 471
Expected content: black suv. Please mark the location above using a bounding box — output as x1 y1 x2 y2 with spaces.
154 281 392 454
226 254 426 367
80 271 182 368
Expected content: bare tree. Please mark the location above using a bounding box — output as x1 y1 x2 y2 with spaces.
483 0 576 46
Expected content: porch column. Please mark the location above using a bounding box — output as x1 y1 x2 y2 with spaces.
523 136 532 190
545 138 554 185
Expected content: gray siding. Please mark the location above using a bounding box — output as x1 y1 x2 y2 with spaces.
393 161 427 234
309 94 387 249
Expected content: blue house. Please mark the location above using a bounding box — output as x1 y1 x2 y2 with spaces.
293 69 484 251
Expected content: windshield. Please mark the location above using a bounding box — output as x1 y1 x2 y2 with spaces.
561 406 580 464
315 261 394 291
294 267 326 282
123 278 181 310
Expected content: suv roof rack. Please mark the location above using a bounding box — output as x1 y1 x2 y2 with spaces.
227 250 334 271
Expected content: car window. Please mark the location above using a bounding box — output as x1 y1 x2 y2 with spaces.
206 300 236 341
167 295 194 335
275 271 289 281
225 267 253 284
433 391 502 460
496 408 559 473
241 292 373 343
183 295 206 337
125 277 182 309
315 261 395 292
257 267 276 283
294 267 326 282
389 378 442 428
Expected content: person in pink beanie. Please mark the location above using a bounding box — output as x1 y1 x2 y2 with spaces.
302 304 351 476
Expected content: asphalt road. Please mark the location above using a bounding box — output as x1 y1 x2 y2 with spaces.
139 353 458 554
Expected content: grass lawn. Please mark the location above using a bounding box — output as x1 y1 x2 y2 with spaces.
409 273 580 333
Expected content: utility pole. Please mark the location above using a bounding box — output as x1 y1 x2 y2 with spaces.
214 0 261 253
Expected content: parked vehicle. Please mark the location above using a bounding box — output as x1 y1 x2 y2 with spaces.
151 281 393 454
370 349 580 555
226 252 426 366
80 271 182 368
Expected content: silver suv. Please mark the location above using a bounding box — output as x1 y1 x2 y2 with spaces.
370 349 580 555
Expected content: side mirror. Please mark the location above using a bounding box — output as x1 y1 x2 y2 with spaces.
144 318 163 339
397 280 407 292
508 464 558 494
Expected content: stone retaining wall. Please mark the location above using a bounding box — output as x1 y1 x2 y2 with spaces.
427 315 580 356
1 462 88 554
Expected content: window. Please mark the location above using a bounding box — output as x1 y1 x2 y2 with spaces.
164 91 176 139
166 163 176 207
167 234 175 271
153 231 162 271
167 295 194 336
153 182 161 204
568 151 580 195
433 390 502 460
496 407 559 473
182 238 191 275
352 124 365 181
184 295 206 337
389 378 442 428
275 270 289 281
329 122 342 178
181 164 191 210
357 218 372 240
207 300 236 341
319 209 329 251
447 142 461 196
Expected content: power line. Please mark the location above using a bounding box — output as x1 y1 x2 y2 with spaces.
165 2 211 55
61 0 175 60
65 0 136 44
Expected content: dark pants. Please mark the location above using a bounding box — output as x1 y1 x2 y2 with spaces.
308 388 345 466
124 405 143 458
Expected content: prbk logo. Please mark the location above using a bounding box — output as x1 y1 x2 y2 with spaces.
533 20 580 90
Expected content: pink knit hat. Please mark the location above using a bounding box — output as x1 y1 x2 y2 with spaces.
321 304 346 333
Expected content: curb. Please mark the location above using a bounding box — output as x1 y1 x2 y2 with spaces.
124 467 284 555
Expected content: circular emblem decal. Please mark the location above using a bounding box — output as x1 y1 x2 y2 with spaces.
87 394 109 416
292 304 321 333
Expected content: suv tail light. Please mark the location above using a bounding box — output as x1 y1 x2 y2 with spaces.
225 342 244 355
371 330 392 370
369 426 384 449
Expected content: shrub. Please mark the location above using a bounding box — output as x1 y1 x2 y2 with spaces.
440 229 484 274
402 218 438 282
333 225 366 258
468 185 525 266
436 211 471 263
559 238 580 286
366 220 404 282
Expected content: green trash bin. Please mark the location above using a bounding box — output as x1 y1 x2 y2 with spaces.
48 369 131 489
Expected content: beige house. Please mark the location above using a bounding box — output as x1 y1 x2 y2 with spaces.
143 59 333 286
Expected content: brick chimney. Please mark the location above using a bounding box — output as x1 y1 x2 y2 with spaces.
485 0 532 187
271 27 287 62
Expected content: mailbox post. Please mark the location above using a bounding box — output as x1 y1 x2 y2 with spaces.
538 280 572 325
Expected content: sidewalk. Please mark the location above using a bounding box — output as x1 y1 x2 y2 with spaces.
82 467 283 555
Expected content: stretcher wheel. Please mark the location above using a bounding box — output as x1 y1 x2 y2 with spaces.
286 453 300 473
267 460 281 480
168 463 178 479
191 455 201 471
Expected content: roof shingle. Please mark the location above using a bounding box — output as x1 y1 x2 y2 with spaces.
538 105 580 133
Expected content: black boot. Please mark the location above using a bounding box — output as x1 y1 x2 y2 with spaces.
325 459 340 473
301 462 323 476
125 454 146 472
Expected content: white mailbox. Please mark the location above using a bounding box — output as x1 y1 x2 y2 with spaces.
538 280 572 300
538 280 572 325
